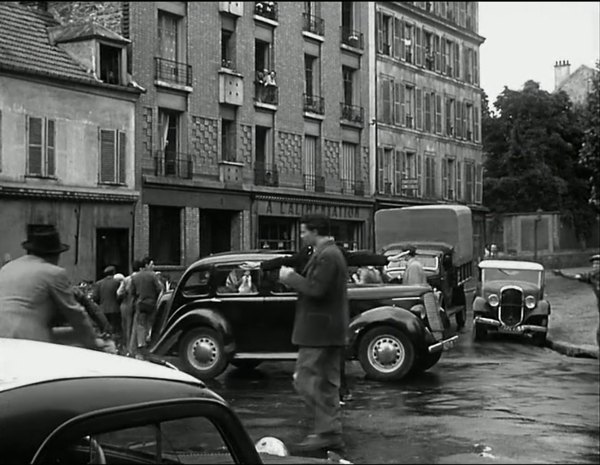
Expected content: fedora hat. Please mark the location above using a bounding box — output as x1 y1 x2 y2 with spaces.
22 227 70 255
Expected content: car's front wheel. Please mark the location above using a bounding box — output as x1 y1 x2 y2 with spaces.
179 328 228 380
358 326 415 381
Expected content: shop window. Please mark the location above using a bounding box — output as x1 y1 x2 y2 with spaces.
259 217 294 250
149 206 181 265
330 220 360 251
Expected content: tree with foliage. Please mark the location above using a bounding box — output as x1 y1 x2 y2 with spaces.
578 62 600 209
482 80 596 242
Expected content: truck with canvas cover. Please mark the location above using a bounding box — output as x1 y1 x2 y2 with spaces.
374 205 474 329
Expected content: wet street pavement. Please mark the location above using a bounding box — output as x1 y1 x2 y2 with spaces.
194 328 599 464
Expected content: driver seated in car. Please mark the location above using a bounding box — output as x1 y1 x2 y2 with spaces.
225 269 257 294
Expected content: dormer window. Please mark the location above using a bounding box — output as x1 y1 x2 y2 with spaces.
100 44 121 85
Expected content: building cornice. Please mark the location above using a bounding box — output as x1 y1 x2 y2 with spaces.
0 184 139 204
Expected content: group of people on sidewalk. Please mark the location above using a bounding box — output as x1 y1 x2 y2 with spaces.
0 226 166 357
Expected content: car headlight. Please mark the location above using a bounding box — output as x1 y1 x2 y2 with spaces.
525 295 536 309
488 294 499 307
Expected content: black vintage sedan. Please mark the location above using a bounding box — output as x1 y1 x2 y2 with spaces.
148 250 457 381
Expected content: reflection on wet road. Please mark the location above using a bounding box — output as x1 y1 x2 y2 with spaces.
203 333 599 464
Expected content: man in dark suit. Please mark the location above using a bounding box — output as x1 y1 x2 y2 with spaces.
279 214 349 452
92 266 121 339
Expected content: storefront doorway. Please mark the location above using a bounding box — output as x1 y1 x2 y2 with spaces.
200 209 233 257
96 228 129 280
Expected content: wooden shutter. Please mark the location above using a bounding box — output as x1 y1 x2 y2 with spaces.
441 38 447 74
442 158 448 199
46 119 55 177
376 11 383 53
434 34 441 72
100 129 116 183
28 117 43 175
377 147 384 193
456 160 462 201
118 131 126 184
416 88 423 130
435 93 442 134
393 17 402 59
394 150 403 194
394 82 403 126
454 42 460 79
475 163 483 203
424 91 431 132
474 50 479 85
474 105 480 142
463 45 470 83
462 101 468 140
415 27 422 66
455 100 462 139
417 153 422 197
382 78 392 123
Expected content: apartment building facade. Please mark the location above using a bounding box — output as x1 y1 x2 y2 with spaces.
369 2 487 255
0 2 140 280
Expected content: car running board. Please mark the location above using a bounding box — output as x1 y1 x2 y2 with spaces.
234 352 298 360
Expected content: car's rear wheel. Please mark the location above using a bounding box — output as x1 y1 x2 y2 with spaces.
473 322 487 341
358 326 415 381
231 360 263 371
179 328 228 380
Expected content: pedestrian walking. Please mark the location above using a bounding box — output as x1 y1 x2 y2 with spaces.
279 213 349 452
92 265 122 342
0 226 102 350
402 245 427 285
130 257 163 356
72 283 112 336
118 261 141 356
553 254 600 347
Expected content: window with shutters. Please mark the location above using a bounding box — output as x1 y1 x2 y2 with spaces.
221 119 236 162
453 42 460 80
377 12 393 56
424 155 435 198
405 85 414 128
433 34 441 72
400 151 418 197
465 46 473 84
424 91 432 132
455 100 462 139
394 150 403 195
393 17 402 60
474 105 480 142
473 50 479 85
435 93 442 134
415 88 423 130
404 22 414 63
442 157 456 200
376 148 385 193
475 163 483 204
466 102 473 141
27 116 55 178
379 75 393 124
393 81 403 126
340 142 357 186
415 27 422 66
383 148 393 194
445 96 455 136
424 31 434 70
456 160 462 201
99 129 126 185
465 161 475 203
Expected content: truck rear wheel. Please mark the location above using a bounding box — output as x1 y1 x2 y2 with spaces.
358 326 415 381
179 328 228 380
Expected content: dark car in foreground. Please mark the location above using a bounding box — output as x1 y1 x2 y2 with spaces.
148 250 458 382
472 260 550 346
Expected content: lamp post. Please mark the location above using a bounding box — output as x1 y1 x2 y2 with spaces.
533 208 543 261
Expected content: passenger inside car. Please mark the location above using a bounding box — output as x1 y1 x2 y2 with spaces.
220 268 258 294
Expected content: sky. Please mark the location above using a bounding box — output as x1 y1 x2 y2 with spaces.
478 2 600 106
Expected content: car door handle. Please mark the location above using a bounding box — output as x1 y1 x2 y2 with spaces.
210 297 222 303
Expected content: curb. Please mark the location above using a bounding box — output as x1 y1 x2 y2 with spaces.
547 339 599 359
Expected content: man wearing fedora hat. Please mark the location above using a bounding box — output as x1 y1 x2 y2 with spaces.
553 254 600 347
0 226 102 350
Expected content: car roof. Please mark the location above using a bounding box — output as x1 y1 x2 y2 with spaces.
0 338 205 392
189 249 294 268
478 260 544 271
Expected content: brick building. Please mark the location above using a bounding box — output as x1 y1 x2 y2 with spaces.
370 2 487 257
0 2 141 280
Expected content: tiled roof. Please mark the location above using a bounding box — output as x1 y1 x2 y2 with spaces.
0 2 98 84
49 22 130 45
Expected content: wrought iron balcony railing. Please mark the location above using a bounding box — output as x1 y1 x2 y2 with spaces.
340 103 364 124
155 57 192 87
303 93 324 114
154 151 193 179
254 2 278 21
302 12 324 36
304 174 325 193
340 27 364 49
254 162 279 187
341 179 365 196
254 80 278 105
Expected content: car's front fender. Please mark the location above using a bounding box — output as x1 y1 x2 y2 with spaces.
348 306 427 356
472 296 488 313
149 308 235 355
530 299 551 316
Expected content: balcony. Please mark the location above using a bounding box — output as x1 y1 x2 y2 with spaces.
154 151 193 179
304 174 325 193
219 2 243 16
341 179 365 196
340 103 364 125
254 162 279 187
254 2 278 22
302 13 324 36
340 27 364 50
155 57 192 88
254 80 278 106
303 93 324 115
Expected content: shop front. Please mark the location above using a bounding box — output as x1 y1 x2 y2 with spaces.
252 194 374 251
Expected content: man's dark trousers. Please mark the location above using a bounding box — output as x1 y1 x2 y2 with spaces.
294 346 342 436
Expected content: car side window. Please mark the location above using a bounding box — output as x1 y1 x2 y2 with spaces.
40 416 236 464
180 268 211 297
215 265 259 295
263 268 296 295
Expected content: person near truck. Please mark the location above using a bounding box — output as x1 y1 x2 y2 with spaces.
403 245 427 285
553 254 600 347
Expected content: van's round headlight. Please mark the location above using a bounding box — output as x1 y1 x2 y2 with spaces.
525 295 536 309
488 294 499 307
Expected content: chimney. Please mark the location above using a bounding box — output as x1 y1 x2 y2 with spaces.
554 60 571 90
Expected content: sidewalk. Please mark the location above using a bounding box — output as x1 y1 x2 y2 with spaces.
545 266 599 359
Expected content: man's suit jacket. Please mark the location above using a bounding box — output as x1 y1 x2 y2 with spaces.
130 270 162 309
0 254 98 348
281 239 349 347
93 276 121 315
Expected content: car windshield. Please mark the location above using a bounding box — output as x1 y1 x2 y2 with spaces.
483 268 541 286
386 254 438 271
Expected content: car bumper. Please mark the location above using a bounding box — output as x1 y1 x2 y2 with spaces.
474 317 547 333
428 335 459 353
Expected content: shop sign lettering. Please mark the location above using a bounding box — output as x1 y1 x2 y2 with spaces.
262 200 362 219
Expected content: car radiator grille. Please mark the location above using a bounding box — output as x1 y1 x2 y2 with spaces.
500 288 523 326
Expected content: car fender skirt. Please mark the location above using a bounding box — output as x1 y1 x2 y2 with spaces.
150 309 235 355
348 306 425 352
